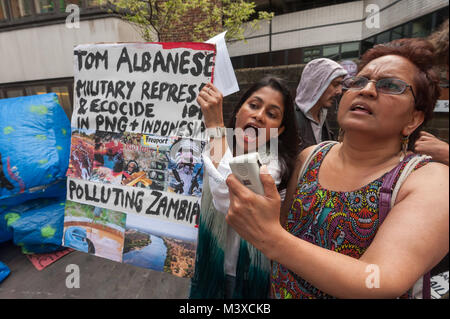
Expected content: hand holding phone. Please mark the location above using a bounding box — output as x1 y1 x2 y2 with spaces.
229 152 264 195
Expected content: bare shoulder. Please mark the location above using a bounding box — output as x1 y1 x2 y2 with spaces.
297 145 319 166
395 160 449 206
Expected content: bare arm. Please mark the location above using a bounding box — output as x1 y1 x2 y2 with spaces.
197 83 228 168
226 160 449 298
279 146 315 226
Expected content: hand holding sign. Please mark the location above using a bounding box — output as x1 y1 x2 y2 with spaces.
197 83 224 129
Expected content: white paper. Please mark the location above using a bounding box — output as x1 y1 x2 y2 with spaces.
206 31 239 97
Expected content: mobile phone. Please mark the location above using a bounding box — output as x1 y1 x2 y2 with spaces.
229 152 264 195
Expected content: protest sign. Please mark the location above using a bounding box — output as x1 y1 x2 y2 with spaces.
63 43 215 278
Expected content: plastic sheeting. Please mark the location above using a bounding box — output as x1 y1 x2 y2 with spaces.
0 93 70 207
0 93 70 257
0 196 66 254
0 261 9 283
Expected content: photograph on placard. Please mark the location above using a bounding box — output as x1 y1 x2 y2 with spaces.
121 133 171 191
167 137 205 197
122 214 197 278
63 200 126 263
90 131 125 185
67 128 95 180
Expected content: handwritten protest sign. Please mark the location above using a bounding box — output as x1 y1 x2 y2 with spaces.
63 43 215 278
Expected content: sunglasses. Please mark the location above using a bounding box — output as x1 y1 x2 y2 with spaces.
343 76 417 104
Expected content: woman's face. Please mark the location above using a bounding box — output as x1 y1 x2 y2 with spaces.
338 55 424 139
234 86 285 153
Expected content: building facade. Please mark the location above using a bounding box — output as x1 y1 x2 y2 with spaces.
0 0 145 118
229 0 449 68
0 0 448 129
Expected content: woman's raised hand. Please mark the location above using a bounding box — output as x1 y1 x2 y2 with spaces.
197 82 225 128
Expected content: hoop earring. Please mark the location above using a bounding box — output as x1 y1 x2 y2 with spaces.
400 135 409 162
338 128 345 143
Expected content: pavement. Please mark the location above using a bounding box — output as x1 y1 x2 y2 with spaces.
0 241 190 299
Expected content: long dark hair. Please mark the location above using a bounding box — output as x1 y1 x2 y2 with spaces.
227 76 300 190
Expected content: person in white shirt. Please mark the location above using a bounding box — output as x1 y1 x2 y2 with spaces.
190 76 300 299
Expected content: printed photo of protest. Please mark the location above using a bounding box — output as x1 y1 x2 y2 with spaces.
90 131 125 185
122 133 172 191
67 128 95 180
122 214 197 278
167 137 204 197
63 201 127 263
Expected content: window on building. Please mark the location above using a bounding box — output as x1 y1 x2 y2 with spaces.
391 25 403 40
434 7 449 31
59 0 82 13
6 88 25 98
34 0 55 14
272 50 287 66
0 90 4 99
243 54 257 69
26 85 47 96
361 37 375 56
402 21 412 38
287 47 302 65
255 0 358 15
50 85 72 118
0 0 8 20
302 46 321 63
340 42 359 59
412 14 432 38
230 56 243 69
323 44 340 60
10 0 33 19
375 30 390 44
256 52 270 67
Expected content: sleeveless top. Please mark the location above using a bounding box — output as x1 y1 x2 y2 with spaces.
271 143 431 299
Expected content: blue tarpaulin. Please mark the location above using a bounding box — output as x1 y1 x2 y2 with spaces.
0 93 71 256
0 261 9 283
0 93 70 207
1 196 66 254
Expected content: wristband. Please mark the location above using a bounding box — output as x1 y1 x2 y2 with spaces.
206 126 227 139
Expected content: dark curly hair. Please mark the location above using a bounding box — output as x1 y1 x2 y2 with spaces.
359 38 441 150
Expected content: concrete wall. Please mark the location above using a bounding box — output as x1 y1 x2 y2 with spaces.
362 0 450 39
228 1 365 57
0 17 145 84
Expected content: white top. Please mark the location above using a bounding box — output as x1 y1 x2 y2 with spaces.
202 146 285 277
306 108 328 144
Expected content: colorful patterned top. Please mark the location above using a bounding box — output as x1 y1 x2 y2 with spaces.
271 143 431 299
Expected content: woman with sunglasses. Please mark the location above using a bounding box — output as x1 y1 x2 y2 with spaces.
225 38 448 298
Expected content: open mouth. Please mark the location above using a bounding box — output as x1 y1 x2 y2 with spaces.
350 104 372 115
243 124 260 143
